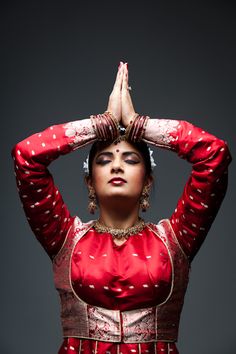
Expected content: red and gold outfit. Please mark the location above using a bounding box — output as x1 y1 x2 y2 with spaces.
12 117 231 354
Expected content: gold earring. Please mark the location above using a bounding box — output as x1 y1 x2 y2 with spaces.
140 185 150 212
88 187 97 214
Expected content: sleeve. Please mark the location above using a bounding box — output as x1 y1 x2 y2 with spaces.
143 118 232 262
11 118 97 259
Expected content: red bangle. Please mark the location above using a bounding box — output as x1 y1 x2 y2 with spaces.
90 112 119 141
125 114 149 142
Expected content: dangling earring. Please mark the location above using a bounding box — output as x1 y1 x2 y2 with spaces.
88 187 97 214
140 185 150 212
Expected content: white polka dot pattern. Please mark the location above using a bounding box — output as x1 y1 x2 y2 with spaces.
145 120 234 261
59 337 179 353
11 118 96 258
141 118 231 261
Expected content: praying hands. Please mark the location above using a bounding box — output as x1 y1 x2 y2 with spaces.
106 61 137 127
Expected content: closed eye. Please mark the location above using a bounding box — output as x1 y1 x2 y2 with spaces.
95 151 141 165
125 159 140 164
96 159 111 165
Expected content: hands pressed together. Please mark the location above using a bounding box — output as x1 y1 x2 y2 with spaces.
106 61 137 127
92 61 148 142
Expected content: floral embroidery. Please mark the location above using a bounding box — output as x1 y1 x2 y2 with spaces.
88 306 121 341
144 119 180 146
63 120 95 148
122 307 156 342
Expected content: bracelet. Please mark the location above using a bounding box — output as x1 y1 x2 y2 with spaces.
125 114 150 142
104 111 120 139
90 111 120 141
125 113 139 140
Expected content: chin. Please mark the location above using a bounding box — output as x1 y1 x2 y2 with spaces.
101 191 134 201
107 191 129 198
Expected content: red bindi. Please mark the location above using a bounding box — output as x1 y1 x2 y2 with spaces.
116 149 120 152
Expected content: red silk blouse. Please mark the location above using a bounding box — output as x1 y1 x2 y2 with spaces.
12 117 231 353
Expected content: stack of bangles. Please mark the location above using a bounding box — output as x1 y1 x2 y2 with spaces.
90 111 120 141
125 114 150 142
90 111 150 142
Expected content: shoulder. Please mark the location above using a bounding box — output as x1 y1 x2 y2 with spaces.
52 216 96 262
147 218 189 260
69 216 96 235
147 218 172 234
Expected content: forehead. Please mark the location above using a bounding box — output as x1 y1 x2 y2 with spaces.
95 140 141 155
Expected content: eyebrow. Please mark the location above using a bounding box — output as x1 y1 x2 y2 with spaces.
96 151 141 159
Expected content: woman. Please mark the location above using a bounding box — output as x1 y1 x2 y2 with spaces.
12 62 231 354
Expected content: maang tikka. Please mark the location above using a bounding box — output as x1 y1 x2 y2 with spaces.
140 185 150 212
88 187 97 214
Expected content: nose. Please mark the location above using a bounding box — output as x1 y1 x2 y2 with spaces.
110 156 124 174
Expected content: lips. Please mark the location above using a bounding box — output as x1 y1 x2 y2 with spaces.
108 177 127 184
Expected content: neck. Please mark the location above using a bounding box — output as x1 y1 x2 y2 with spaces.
98 199 140 229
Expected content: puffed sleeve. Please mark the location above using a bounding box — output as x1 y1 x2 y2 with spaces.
143 118 232 262
11 118 97 259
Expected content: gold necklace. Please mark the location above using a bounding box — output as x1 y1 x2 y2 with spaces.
93 217 146 240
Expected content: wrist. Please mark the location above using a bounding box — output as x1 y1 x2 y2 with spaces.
125 114 150 142
122 113 139 128
90 112 119 141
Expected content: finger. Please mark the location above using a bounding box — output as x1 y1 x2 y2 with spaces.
125 62 129 85
122 63 130 94
121 64 127 91
122 64 134 112
113 62 124 91
118 62 125 89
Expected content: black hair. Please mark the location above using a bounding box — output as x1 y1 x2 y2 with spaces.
87 139 152 178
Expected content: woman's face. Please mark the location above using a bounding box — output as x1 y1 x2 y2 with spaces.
87 140 152 205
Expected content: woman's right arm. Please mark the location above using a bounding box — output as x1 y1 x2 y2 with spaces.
11 118 97 259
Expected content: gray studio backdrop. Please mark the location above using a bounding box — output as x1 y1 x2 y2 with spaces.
2 1 235 354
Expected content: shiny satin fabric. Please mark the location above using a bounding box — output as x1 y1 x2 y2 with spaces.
71 226 173 311
53 217 190 347
12 116 231 353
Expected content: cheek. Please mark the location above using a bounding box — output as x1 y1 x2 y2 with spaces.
129 168 146 188
91 169 106 191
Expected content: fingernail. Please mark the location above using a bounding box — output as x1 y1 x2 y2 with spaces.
126 62 128 69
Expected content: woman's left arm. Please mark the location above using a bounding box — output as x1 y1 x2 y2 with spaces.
143 118 232 262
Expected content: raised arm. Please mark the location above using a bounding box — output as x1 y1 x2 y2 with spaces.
143 118 232 261
12 62 125 259
120 62 232 262
12 119 97 259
